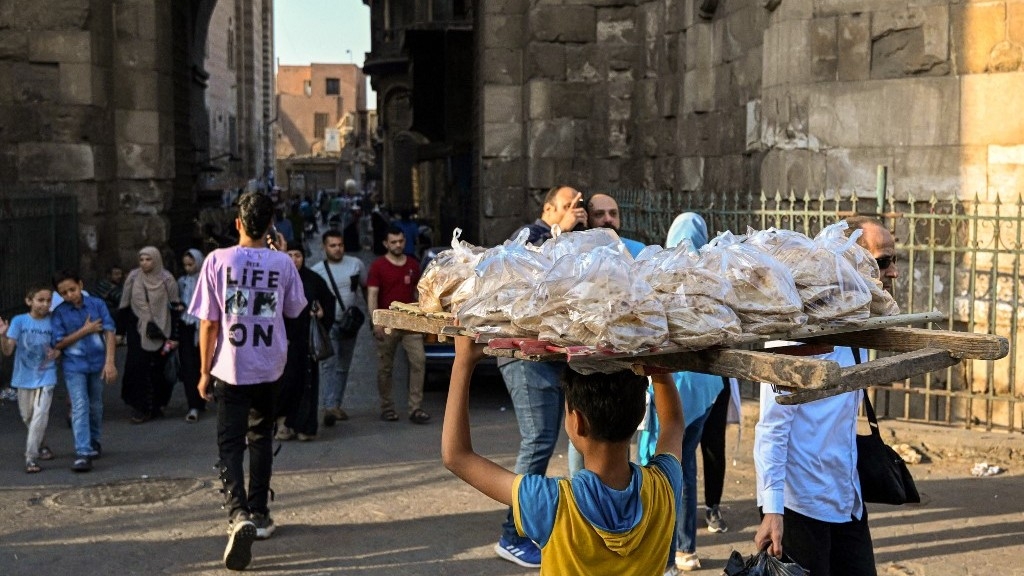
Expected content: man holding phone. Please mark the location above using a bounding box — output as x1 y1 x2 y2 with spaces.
491 184 585 568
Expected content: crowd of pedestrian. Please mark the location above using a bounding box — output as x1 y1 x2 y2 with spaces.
0 185 902 575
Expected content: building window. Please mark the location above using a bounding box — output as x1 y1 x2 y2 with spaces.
227 30 235 70
325 78 340 95
314 113 329 139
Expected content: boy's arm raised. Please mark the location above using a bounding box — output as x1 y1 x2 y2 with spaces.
441 336 517 506
651 373 684 462
0 317 14 356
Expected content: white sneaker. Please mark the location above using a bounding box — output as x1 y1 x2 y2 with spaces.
676 552 701 571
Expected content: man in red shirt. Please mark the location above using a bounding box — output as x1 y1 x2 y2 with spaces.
366 225 430 424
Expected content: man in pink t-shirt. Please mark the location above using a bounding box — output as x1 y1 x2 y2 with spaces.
366 225 429 424
189 192 306 571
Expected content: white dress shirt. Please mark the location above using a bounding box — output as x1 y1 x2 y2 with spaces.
754 346 864 523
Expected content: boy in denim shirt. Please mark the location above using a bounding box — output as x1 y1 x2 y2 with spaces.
52 270 118 472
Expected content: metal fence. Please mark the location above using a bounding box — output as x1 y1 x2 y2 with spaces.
0 191 79 319
618 188 1022 433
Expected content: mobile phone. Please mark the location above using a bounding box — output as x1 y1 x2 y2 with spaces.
266 226 279 250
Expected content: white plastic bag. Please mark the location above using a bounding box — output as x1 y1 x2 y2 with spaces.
416 228 485 313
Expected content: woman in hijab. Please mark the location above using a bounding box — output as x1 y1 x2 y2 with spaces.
176 248 206 422
119 246 181 424
638 212 724 573
275 247 335 441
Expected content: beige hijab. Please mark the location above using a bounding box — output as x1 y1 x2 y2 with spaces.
120 246 180 351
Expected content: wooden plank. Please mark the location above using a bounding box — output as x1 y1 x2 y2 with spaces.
635 348 842 390
775 347 960 404
797 327 1009 360
372 309 452 334
731 311 944 345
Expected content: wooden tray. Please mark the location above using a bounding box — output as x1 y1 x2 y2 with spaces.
372 306 1009 404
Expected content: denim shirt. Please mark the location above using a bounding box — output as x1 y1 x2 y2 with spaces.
52 295 115 374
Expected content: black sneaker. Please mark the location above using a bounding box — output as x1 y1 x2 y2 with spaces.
89 440 102 460
224 515 257 570
251 512 275 540
705 505 729 533
71 456 92 473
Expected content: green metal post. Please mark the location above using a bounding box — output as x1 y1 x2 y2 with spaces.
876 165 888 221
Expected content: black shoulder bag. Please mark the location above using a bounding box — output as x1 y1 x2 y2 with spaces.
853 348 921 505
323 262 365 340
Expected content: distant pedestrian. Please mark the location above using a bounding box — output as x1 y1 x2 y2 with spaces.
176 249 207 422
0 285 60 473
189 191 306 571
275 248 336 441
118 247 181 424
309 229 365 426
367 225 429 425
51 270 118 473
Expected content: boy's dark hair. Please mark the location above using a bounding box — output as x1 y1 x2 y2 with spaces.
25 284 52 299
562 369 648 443
386 224 405 238
321 228 343 243
52 269 83 289
237 192 275 240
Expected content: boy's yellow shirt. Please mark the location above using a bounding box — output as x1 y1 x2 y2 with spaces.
513 461 678 576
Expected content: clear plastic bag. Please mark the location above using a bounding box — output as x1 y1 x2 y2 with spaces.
635 244 741 349
536 245 668 351
704 231 806 334
457 229 552 335
723 550 809 576
416 228 486 313
746 224 872 324
540 227 633 263
837 230 901 316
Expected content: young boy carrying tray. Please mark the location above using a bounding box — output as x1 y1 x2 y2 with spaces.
442 336 684 575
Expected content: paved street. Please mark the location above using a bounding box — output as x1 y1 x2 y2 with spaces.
0 241 1021 575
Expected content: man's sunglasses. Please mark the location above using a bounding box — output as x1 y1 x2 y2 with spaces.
875 255 897 270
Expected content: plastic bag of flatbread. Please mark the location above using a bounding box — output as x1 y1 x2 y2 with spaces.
835 230 901 316
540 227 634 263
635 244 741 349
509 227 634 334
417 228 486 313
704 231 806 334
457 229 552 335
537 245 668 351
745 224 872 324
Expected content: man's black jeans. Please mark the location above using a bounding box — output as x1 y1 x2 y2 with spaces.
215 377 280 520
766 506 877 576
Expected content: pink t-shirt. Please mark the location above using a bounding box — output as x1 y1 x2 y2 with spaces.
188 245 307 385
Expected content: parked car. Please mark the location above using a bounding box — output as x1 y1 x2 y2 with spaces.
420 246 499 386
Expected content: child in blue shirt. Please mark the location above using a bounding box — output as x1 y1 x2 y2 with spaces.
0 285 61 473
442 337 684 575
51 270 118 473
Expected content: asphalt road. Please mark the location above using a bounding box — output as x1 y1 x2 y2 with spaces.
0 241 1021 575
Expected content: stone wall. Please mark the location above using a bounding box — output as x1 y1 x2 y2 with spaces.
0 0 177 275
477 0 1024 242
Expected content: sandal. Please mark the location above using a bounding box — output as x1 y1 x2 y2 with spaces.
25 461 41 474
381 409 399 422
38 446 54 460
409 409 431 424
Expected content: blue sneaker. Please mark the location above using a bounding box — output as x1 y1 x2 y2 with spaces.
494 536 541 568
